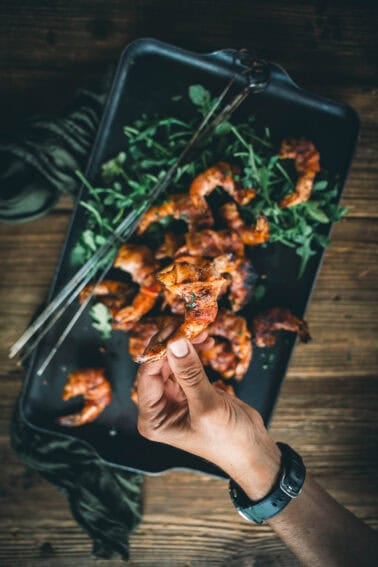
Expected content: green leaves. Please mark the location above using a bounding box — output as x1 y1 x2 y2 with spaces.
72 83 348 290
304 202 330 224
189 84 212 113
253 284 266 302
90 303 112 339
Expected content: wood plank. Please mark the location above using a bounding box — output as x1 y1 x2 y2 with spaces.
0 456 376 566
0 2 377 565
0 1 376 87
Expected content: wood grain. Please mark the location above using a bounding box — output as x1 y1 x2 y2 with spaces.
0 1 377 565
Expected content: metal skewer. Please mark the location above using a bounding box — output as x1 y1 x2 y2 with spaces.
9 75 239 363
9 208 140 359
35 258 115 376
10 56 270 372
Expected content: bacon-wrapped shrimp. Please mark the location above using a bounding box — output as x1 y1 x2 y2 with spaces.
189 162 256 211
278 138 320 208
220 202 270 246
139 259 227 362
213 253 257 312
58 369 112 427
137 193 214 235
253 307 311 347
113 244 161 330
205 310 252 380
79 280 135 317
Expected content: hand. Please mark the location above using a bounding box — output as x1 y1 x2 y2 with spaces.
137 336 281 500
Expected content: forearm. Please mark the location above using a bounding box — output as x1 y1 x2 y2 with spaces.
270 474 378 566
241 469 378 567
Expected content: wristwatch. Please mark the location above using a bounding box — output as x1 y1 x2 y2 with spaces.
229 443 306 524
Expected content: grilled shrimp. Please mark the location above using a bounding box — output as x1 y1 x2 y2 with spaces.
139 259 226 362
128 315 181 361
278 138 320 208
220 202 270 246
197 338 238 379
213 253 257 312
79 280 135 317
175 228 245 258
137 193 214 235
206 309 252 380
156 231 185 260
58 369 112 427
253 307 311 347
189 162 256 211
113 244 161 329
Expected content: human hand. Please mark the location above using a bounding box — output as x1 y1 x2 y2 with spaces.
137 336 281 500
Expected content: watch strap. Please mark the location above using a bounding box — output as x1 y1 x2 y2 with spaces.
229 443 306 524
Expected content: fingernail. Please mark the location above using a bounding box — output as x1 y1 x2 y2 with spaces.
168 338 189 358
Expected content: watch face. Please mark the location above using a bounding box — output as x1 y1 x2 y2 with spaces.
280 455 306 497
280 478 298 497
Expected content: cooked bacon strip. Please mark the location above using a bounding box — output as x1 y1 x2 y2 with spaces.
58 369 111 427
278 138 320 208
190 162 256 211
253 307 311 347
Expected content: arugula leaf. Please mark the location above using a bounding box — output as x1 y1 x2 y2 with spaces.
188 85 211 111
313 180 329 191
305 202 330 224
70 241 87 267
90 303 112 339
254 284 266 302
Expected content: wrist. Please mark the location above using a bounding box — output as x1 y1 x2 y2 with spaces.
229 443 306 524
236 444 282 500
223 438 282 500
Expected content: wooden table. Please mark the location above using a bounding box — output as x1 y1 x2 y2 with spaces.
0 2 377 565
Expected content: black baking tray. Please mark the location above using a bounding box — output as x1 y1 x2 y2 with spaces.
20 38 359 477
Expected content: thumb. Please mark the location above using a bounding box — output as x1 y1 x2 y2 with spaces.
167 337 215 413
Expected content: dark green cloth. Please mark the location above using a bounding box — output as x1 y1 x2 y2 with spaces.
11 400 143 560
0 87 106 223
5 77 145 560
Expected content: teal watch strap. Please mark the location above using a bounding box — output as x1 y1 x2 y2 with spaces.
229 443 306 524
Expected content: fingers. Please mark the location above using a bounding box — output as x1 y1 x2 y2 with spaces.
167 338 216 414
136 359 165 414
137 359 168 440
